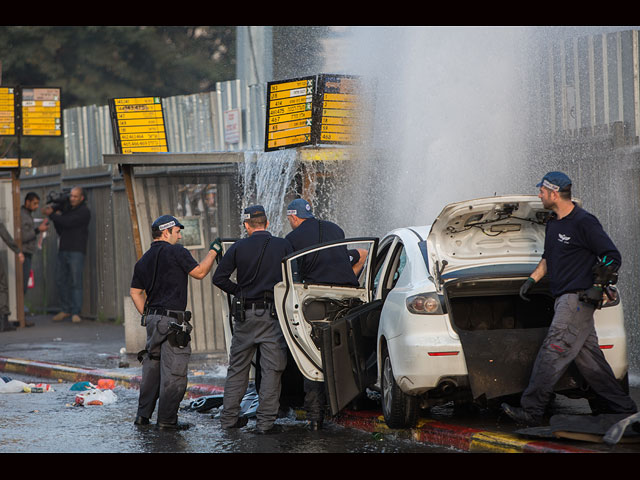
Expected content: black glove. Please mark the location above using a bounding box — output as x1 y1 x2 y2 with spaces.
580 286 604 308
209 237 222 254
519 277 535 301
592 256 619 285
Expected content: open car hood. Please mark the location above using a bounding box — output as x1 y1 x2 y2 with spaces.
426 195 554 284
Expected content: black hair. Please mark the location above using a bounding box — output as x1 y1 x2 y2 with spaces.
24 192 40 202
558 187 572 200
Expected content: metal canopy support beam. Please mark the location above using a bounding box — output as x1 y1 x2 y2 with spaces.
121 164 143 260
103 152 246 166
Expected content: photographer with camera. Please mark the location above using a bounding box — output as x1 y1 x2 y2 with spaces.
43 186 90 323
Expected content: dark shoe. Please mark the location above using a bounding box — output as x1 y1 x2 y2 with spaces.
255 424 283 435
157 421 192 431
306 419 324 431
223 416 248 429
134 415 150 426
501 403 542 427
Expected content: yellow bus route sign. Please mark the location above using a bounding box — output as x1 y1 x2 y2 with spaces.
21 87 63 137
314 74 362 146
0 86 63 138
0 87 17 136
263 74 367 152
109 96 169 154
264 76 315 152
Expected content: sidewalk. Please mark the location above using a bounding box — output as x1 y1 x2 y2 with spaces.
0 313 628 453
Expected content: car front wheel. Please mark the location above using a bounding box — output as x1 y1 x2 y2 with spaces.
382 349 418 429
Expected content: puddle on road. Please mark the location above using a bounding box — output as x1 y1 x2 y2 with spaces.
0 375 454 453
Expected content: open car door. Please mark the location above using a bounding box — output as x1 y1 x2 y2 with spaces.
274 237 379 415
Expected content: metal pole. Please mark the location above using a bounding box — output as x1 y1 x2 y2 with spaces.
12 130 24 327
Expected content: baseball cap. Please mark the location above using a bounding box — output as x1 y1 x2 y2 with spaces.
242 205 266 221
536 171 572 192
286 198 314 219
151 215 184 231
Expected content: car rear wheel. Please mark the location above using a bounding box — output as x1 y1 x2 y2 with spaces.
382 349 418 429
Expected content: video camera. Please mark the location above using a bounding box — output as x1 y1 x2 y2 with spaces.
46 189 71 213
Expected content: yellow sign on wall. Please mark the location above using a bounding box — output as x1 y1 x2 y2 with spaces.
265 76 315 152
21 87 62 137
0 87 16 136
109 96 168 154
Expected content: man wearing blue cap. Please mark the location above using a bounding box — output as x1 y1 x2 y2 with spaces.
212 205 293 434
502 172 637 426
130 214 221 430
284 198 365 430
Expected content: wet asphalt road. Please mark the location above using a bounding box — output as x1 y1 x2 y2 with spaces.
2 316 640 453
0 373 457 454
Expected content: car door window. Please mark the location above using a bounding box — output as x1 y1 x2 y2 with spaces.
373 243 392 291
290 240 375 288
390 246 407 289
381 243 405 299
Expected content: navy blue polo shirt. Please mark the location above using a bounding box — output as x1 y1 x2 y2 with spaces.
542 205 621 297
212 230 293 301
131 241 199 311
285 217 359 286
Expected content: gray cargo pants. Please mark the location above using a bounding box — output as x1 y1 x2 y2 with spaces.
136 314 191 425
221 310 287 430
521 293 637 419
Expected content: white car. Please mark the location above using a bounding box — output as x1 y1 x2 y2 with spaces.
274 195 630 428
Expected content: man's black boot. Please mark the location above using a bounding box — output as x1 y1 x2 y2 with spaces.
223 415 248 429
134 415 150 426
157 421 192 431
501 403 542 427
255 424 283 435
306 420 324 431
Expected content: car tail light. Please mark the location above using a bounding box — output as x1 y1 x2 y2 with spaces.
406 293 445 315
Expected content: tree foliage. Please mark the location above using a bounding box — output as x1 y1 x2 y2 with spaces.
0 26 236 165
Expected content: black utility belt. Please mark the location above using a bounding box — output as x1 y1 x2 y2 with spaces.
147 308 192 322
241 302 272 309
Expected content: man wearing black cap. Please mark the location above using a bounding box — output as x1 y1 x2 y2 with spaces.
130 214 221 430
212 205 293 434
502 172 637 426
284 198 366 430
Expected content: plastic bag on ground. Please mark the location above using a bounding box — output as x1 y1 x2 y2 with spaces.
70 381 96 391
0 377 29 393
74 388 118 406
1 377 54 393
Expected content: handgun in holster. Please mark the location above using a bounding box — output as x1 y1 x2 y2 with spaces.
168 320 192 348
231 296 245 322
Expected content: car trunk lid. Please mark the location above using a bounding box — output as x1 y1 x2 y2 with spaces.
426 195 550 290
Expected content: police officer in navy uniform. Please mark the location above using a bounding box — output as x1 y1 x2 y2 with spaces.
130 215 220 430
212 205 293 434
502 172 637 426
284 198 366 430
